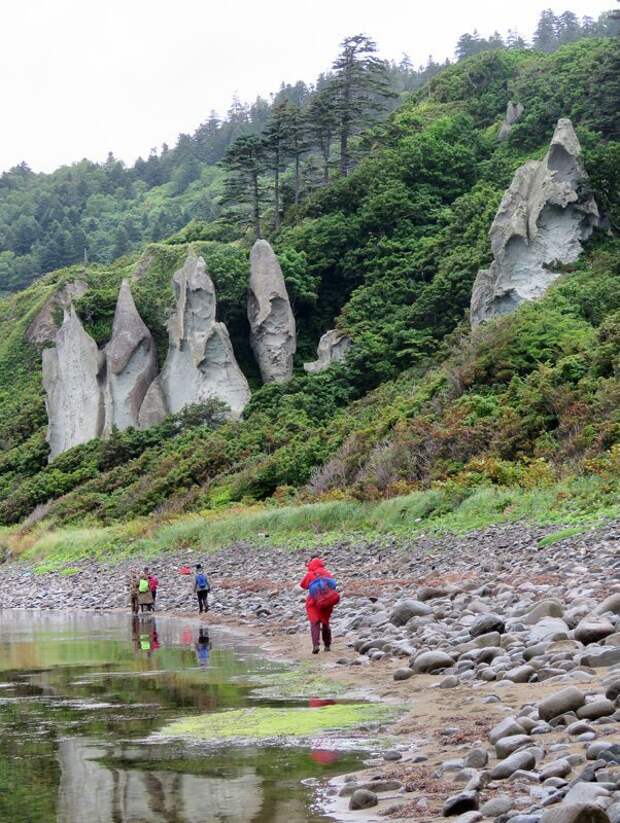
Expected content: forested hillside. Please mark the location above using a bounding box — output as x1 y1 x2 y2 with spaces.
1 7 617 294
0 33 618 549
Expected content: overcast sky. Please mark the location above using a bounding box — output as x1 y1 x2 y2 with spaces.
1 0 614 174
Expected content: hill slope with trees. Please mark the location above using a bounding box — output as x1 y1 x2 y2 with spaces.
1 7 617 294
0 35 618 558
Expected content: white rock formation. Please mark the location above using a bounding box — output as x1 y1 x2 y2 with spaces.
471 118 599 327
27 279 88 345
498 101 524 142
303 329 352 374
160 252 250 417
137 375 168 430
103 279 158 434
42 307 105 461
247 239 296 383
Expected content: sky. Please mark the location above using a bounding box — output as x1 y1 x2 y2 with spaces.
1 0 615 174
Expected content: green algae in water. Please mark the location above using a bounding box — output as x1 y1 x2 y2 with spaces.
246 664 348 700
162 703 398 741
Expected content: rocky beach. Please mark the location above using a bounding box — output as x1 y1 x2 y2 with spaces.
1 519 619 822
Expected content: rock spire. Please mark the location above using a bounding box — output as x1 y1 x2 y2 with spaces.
247 239 296 383
42 307 105 461
471 118 599 327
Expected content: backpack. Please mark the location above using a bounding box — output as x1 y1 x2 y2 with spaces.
309 576 340 609
196 573 209 591
138 578 149 593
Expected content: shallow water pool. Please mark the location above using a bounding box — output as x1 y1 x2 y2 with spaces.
0 610 364 822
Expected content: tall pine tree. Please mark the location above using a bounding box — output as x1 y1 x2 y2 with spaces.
331 34 394 176
222 135 266 240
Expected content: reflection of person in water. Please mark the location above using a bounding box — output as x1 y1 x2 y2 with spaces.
195 627 211 668
131 617 159 657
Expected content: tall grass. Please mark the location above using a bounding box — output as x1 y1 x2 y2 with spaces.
15 473 619 571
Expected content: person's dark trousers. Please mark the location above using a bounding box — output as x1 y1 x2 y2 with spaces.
197 590 209 613
310 621 331 649
151 590 157 609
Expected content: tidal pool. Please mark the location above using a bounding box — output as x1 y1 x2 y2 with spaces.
0 610 366 822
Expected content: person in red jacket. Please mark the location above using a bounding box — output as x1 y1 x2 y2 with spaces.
300 556 335 654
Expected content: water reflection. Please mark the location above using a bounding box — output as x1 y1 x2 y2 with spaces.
0 610 360 822
58 738 263 822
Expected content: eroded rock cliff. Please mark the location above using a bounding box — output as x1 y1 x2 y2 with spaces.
42 307 105 461
160 252 250 417
247 239 296 383
471 118 599 327
27 280 88 345
103 279 158 435
303 329 352 374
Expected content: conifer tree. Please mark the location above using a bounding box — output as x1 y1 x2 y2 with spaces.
262 104 288 229
533 9 560 52
222 135 266 239
331 34 394 176
306 84 339 185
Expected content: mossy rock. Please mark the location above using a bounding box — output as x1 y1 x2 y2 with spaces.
161 703 398 741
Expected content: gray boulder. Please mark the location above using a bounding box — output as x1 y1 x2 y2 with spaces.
529 617 570 643
471 118 599 327
470 613 505 637
481 795 513 816
161 252 250 418
495 734 533 759
580 647 620 668
248 239 296 383
490 748 536 779
575 617 615 645
412 650 455 673
524 599 565 625
576 698 615 720
103 280 158 434
541 804 610 823
303 329 352 374
442 791 479 816
42 307 105 461
498 100 524 141
489 717 526 745
390 599 432 626
595 594 620 616
538 687 586 721
349 789 378 810
605 678 620 702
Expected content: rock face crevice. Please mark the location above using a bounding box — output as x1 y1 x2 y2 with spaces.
247 239 296 383
304 329 352 374
42 307 105 461
27 280 89 345
159 252 250 418
497 100 524 142
471 118 599 327
103 279 158 435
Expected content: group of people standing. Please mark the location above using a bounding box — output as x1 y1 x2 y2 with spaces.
127 555 339 654
129 567 158 613
129 564 210 614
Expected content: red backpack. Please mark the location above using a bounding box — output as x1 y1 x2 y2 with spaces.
309 576 341 609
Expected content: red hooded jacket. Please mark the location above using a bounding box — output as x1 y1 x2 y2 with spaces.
300 558 336 623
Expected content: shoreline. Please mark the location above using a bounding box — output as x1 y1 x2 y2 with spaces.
1 518 619 821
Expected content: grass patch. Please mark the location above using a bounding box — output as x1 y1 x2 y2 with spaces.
12 473 619 571
537 526 586 548
161 703 398 741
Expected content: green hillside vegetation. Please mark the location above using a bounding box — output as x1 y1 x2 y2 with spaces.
0 38 618 562
1 8 617 294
